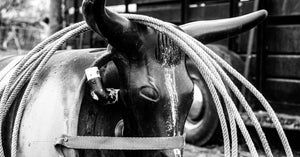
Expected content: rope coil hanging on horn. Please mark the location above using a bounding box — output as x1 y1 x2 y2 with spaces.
0 9 294 157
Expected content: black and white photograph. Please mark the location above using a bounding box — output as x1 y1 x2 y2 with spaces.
0 0 299 156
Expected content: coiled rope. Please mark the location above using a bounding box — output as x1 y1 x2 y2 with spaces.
0 13 293 157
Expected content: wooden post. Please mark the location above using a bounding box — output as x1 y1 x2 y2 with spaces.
49 0 63 35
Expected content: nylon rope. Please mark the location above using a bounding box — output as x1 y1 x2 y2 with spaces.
0 13 293 157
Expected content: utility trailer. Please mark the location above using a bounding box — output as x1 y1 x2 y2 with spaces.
63 0 300 146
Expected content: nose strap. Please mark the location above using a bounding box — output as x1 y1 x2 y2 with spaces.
55 134 185 155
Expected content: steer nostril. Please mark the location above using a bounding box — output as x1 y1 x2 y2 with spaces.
139 86 160 102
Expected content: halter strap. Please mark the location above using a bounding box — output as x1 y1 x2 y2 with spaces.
55 134 185 156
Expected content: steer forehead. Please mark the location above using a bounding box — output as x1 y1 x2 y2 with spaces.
155 33 183 66
109 24 183 67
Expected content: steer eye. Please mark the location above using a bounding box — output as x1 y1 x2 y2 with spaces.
139 86 160 102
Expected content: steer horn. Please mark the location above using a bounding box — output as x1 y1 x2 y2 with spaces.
82 0 141 52
180 10 268 44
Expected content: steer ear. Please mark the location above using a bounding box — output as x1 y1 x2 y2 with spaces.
180 10 267 44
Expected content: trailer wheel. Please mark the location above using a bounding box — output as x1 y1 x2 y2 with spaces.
185 72 220 146
185 44 244 146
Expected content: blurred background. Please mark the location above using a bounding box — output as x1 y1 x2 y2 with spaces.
0 0 50 54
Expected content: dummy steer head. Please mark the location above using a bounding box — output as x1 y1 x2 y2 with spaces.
82 0 267 156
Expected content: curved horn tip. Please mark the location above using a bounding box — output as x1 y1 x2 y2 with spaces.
242 9 268 21
180 9 269 44
257 9 268 18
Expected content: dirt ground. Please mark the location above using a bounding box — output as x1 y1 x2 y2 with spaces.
184 127 300 157
183 144 282 157
184 144 223 157
183 144 271 157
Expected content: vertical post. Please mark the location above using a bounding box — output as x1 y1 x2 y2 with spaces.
181 0 189 24
74 0 79 23
74 0 79 49
241 0 259 96
228 0 239 51
49 0 63 35
125 0 130 13
256 0 266 92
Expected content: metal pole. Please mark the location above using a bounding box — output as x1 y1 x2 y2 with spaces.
241 0 260 96
256 0 266 92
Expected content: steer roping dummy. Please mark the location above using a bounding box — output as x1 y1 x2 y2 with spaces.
0 0 292 157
